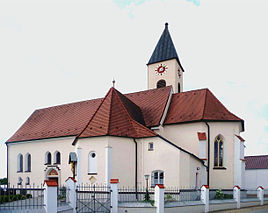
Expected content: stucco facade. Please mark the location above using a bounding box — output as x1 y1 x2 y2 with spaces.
8 135 206 188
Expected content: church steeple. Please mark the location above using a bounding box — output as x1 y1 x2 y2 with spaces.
148 23 183 71
147 23 184 93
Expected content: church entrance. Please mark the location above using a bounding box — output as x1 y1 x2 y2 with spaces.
45 167 61 186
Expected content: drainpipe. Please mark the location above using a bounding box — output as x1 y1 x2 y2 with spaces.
6 143 8 185
205 122 210 186
133 139 138 199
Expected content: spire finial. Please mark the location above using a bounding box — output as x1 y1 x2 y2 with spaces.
112 78 115 88
165 22 168 29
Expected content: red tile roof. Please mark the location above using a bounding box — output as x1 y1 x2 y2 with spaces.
7 87 169 143
78 88 156 138
197 132 207 140
245 155 268 169
235 134 245 142
7 86 243 143
164 88 243 126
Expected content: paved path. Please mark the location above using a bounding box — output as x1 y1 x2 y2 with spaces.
214 205 268 213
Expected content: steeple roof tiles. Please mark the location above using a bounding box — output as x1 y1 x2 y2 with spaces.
147 23 184 71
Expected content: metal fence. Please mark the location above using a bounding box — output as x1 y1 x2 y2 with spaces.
118 186 154 202
241 189 258 200
118 186 201 203
57 185 70 207
165 187 201 202
264 190 268 197
0 183 44 210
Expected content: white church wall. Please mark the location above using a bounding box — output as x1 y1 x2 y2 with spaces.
7 136 75 186
136 137 206 188
76 136 108 185
208 121 242 189
156 122 207 157
233 135 245 188
137 137 181 187
108 137 136 187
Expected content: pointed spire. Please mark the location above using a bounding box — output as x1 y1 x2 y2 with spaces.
148 23 184 71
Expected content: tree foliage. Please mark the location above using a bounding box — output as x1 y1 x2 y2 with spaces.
0 178 7 185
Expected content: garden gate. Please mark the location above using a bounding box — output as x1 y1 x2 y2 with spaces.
76 184 111 213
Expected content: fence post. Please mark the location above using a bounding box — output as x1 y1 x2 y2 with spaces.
154 184 165 213
110 179 119 213
233 185 240 209
257 186 264 205
201 185 209 213
66 177 77 213
44 180 58 213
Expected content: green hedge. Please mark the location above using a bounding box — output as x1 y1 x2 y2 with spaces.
0 194 32 204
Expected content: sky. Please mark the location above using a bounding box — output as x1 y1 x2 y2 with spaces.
0 0 268 178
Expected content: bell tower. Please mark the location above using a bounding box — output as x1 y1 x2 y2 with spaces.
147 23 184 93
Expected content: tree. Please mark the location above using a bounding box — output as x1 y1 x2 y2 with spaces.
0 178 7 185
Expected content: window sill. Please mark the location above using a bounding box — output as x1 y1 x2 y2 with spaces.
44 163 52 166
54 163 61 165
213 167 226 170
25 171 31 173
148 149 154 151
17 171 23 173
88 173 97 175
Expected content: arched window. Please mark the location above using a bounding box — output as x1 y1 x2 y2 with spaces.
151 170 164 187
157 80 166 88
18 177 23 185
88 152 97 174
214 135 224 167
178 83 181 93
54 151 61 164
25 153 31 172
17 154 23 172
26 177 30 185
45 152 52 165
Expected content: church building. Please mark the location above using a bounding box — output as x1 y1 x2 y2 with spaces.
6 23 245 189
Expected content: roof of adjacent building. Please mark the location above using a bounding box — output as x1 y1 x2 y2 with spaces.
164 88 243 127
7 87 243 143
245 155 268 169
147 23 184 71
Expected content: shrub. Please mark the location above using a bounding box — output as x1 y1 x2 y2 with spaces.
26 194 32 199
215 189 224 199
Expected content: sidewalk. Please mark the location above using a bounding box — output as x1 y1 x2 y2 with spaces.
213 204 268 213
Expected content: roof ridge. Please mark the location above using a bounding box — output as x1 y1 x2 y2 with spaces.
112 88 140 136
107 88 114 135
125 85 172 96
245 155 268 158
201 89 208 119
75 88 112 141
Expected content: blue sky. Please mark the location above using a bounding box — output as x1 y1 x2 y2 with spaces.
0 0 268 178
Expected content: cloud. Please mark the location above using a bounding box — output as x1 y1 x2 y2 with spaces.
186 0 200 6
113 0 149 9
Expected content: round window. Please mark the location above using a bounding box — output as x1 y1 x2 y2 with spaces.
91 153 96 158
